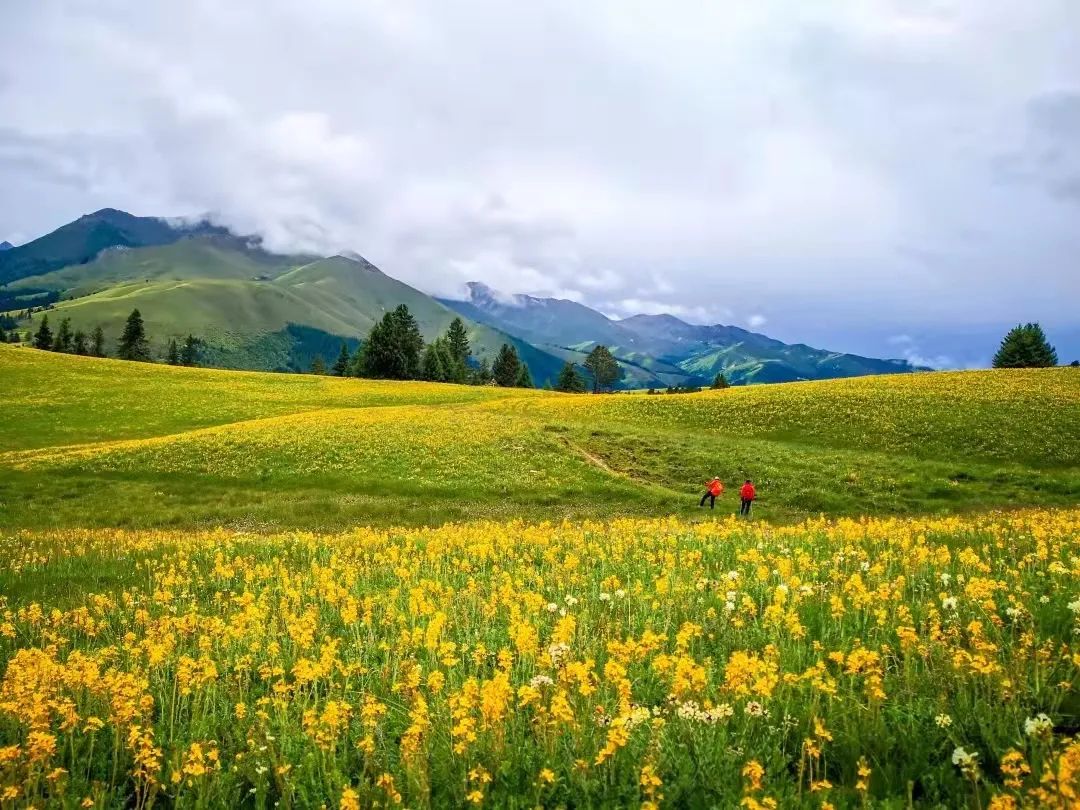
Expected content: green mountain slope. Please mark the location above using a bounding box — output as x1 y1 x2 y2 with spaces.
0 208 225 285
441 284 918 386
10 237 566 381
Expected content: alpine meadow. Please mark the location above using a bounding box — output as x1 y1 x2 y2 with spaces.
1 345 1080 808
4 2 1080 808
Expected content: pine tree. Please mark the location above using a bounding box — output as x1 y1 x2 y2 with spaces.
445 317 471 382
472 358 494 385
515 362 533 388
91 326 106 358
555 362 586 393
421 341 447 381
712 372 729 389
32 316 53 350
359 305 425 379
165 339 181 365
583 345 620 392
180 335 200 367
492 343 521 387
73 330 88 356
310 355 327 374
993 323 1058 368
54 317 74 352
116 309 151 361
331 343 351 376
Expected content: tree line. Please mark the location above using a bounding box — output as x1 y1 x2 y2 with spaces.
308 305 624 393
22 309 201 366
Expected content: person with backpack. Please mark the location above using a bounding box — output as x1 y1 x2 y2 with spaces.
699 476 723 509
739 479 756 516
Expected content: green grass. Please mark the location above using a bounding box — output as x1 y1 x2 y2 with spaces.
1 344 1078 531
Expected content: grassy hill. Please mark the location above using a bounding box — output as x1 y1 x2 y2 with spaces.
2 343 1076 530
9 239 567 381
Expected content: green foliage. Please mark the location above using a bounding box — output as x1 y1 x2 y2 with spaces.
116 309 151 362
421 340 448 382
72 330 88 356
556 361 587 393
54 317 73 353
515 362 533 388
310 355 327 375
91 326 106 358
32 315 52 350
492 343 522 387
445 317 471 383
993 322 1058 368
356 305 425 380
584 344 620 392
165 339 180 365
331 343 351 376
180 335 201 367
472 358 494 385
712 372 729 389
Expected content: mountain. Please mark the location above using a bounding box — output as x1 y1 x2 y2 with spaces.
0 241 13 251
6 224 566 381
0 208 226 285
441 283 919 386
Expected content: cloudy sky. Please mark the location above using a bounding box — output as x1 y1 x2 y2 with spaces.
3 0 1079 365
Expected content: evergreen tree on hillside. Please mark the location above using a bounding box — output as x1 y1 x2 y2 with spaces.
180 335 201 367
583 345 620 392
90 326 106 358
515 362 533 389
712 372 729 389
492 343 521 387
54 317 74 353
358 305 425 380
310 355 327 375
421 340 448 382
32 316 52 351
116 309 151 361
73 330 88 356
472 357 494 385
165 339 181 365
445 317 471 382
555 362 587 393
993 323 1058 368
331 343 351 376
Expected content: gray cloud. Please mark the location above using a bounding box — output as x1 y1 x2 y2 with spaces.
2 0 1079 363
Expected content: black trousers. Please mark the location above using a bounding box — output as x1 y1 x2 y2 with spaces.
740 498 752 515
700 492 716 509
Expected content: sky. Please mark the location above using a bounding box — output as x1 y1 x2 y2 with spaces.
2 0 1079 367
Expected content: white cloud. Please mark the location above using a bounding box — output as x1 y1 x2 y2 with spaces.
1 0 1078 359
748 314 768 329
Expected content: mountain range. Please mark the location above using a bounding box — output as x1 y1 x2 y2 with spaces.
0 209 921 386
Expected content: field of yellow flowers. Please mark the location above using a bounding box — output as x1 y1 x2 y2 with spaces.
2 510 1080 807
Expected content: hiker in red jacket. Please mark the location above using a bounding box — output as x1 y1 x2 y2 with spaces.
699 477 723 510
740 480 756 516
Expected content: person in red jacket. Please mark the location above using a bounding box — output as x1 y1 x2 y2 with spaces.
699 476 723 509
740 480 756 516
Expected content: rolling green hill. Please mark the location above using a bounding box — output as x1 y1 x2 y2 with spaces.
441 284 919 386
8 238 567 381
1 343 1076 530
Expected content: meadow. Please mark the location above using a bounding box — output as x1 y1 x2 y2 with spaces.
1 345 1080 807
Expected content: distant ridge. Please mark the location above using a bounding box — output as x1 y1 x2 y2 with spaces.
0 241 13 251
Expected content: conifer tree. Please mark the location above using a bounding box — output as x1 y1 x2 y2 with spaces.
166 339 181 365
116 309 151 361
73 330 88 355
421 341 447 381
180 335 200 367
712 372 729 389
515 362 533 388
91 326 106 357
555 362 586 393
359 305 424 379
32 315 52 350
993 323 1058 368
445 317 471 382
310 355 327 374
492 343 522 387
472 357 494 385
331 343 351 376
54 317 74 352
583 345 620 392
